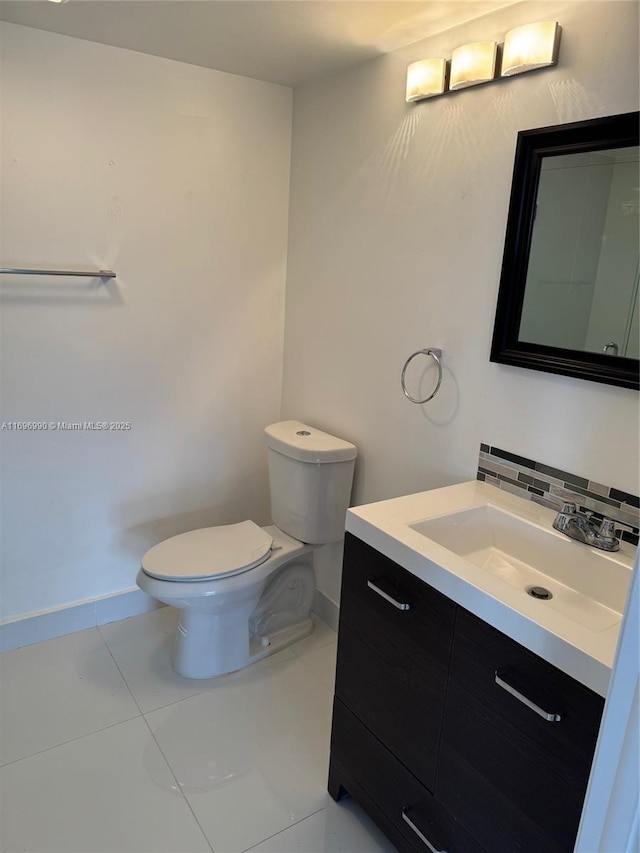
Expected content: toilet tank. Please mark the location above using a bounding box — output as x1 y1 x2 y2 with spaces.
264 421 357 544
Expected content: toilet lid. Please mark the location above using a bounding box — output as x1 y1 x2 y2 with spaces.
141 521 273 581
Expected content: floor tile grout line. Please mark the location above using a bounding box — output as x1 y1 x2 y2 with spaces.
135 641 336 853
240 806 327 852
151 641 335 706
95 619 330 853
97 623 147 715
1 627 143 770
174 650 308 706
96 622 236 715
3 625 211 849
96 613 223 852
135 687 214 715
139 712 217 853
0 714 142 770
97 627 216 852
96 623 215 713
2 615 341 852
128 653 300 717
96 621 324 717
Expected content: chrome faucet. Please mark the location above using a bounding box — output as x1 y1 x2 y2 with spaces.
552 501 620 552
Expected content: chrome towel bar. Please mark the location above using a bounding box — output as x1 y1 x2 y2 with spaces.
0 268 116 279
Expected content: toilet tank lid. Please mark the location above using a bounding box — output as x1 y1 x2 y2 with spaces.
265 421 357 463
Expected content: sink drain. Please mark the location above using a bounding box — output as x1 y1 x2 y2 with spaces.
527 586 553 600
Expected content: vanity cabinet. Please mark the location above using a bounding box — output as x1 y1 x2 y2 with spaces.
335 534 456 792
329 533 605 853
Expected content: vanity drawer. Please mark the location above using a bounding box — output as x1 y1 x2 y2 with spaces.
336 534 456 790
340 534 455 672
330 698 485 853
438 609 604 852
335 623 443 790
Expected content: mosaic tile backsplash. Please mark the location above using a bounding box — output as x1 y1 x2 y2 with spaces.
477 443 640 546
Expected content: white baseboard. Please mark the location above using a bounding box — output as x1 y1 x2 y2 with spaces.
312 588 339 634
0 589 164 653
2 586 336 655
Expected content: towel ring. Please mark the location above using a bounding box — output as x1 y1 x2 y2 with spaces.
401 348 442 404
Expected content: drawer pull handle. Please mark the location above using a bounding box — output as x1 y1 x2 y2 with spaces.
495 672 562 722
402 808 448 853
367 579 411 610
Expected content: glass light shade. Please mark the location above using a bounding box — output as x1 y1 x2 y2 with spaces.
406 58 447 102
449 42 497 90
501 22 560 76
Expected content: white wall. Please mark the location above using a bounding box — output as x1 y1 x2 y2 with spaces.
0 24 292 620
282 0 640 603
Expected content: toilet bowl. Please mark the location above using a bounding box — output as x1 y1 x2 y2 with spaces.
137 524 315 678
137 421 357 679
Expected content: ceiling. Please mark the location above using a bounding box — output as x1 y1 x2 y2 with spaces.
0 0 517 87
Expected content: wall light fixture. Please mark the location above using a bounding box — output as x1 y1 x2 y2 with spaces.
406 58 448 102
501 21 561 76
450 42 498 90
406 21 561 103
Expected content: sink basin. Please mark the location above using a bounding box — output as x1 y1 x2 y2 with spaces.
346 480 636 695
410 504 629 632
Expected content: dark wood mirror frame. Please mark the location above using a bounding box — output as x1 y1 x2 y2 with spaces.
490 111 639 390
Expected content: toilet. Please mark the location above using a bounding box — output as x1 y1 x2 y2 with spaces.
136 421 357 679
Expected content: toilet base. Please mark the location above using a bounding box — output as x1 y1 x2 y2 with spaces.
247 615 314 666
172 610 313 679
173 602 256 678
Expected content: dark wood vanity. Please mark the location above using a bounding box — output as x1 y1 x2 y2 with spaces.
328 534 605 853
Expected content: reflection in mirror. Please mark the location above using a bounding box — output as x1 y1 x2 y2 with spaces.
490 111 639 389
519 147 639 359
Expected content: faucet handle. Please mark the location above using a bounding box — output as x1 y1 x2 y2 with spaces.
595 517 620 552
553 500 578 532
598 517 617 538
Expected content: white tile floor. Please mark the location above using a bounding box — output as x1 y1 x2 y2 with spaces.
0 608 396 853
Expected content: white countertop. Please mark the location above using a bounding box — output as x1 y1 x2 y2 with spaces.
346 481 636 697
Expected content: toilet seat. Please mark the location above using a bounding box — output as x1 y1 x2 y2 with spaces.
141 520 273 582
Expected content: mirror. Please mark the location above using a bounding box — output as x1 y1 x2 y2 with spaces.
491 112 639 389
